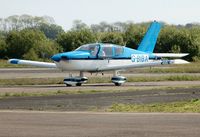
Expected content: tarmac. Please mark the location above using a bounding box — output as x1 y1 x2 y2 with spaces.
0 111 200 137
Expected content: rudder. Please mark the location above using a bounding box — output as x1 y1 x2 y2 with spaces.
137 21 162 53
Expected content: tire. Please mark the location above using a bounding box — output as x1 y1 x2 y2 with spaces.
66 84 72 87
76 83 82 86
114 83 122 86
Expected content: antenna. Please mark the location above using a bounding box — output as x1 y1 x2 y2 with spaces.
123 42 127 47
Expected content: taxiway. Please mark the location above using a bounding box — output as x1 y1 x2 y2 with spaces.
0 111 200 137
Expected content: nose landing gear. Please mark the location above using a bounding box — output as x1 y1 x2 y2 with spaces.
64 72 88 86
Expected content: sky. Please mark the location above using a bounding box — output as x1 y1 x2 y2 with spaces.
1 0 200 30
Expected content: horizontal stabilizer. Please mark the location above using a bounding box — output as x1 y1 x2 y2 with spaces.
154 53 189 58
99 59 189 71
8 59 57 68
173 59 190 64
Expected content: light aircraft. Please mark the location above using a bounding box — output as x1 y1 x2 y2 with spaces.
9 21 189 86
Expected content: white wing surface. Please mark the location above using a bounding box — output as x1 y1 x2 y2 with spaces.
99 59 189 71
154 53 189 58
8 59 57 68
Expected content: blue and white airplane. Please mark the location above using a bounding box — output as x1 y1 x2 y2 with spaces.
9 21 189 86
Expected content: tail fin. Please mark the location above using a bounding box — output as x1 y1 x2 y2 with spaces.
137 21 162 53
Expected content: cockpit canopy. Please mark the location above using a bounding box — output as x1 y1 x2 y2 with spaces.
76 44 99 56
76 43 124 58
76 44 98 51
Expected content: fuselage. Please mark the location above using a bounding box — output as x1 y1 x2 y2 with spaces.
51 43 159 72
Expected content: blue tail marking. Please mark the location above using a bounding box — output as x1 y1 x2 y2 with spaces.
137 21 162 53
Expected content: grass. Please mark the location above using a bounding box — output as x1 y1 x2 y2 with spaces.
127 75 200 82
107 99 200 113
0 89 110 98
0 90 63 98
0 89 114 99
0 75 200 86
0 78 63 85
148 63 200 73
130 62 200 73
1 91 53 98
0 85 199 99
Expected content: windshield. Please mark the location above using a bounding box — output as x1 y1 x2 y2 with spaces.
76 44 99 56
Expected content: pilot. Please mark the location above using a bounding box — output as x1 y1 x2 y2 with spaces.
101 49 106 57
91 46 98 56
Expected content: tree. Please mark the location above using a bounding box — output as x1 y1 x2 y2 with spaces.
33 40 62 59
38 23 64 39
56 29 97 52
156 25 200 61
186 28 200 61
23 40 62 60
0 15 56 32
72 20 88 30
0 37 7 59
99 32 125 45
1 18 200 61
156 26 179 53
6 29 60 60
124 24 147 49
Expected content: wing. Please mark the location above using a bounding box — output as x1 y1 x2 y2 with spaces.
99 59 189 71
153 53 189 58
8 59 57 68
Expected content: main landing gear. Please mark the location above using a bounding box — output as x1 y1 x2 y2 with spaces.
63 71 88 87
64 71 126 87
111 71 126 86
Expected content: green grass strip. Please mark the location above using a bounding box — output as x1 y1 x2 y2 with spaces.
107 99 200 113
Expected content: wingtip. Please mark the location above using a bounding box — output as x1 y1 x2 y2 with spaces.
8 59 20 64
173 59 190 64
182 53 189 57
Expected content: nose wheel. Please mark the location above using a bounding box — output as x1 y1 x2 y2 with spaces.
66 84 72 87
111 76 126 86
64 71 87 87
76 83 82 86
114 83 122 86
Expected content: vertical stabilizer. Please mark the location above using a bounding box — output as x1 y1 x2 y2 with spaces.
137 21 162 53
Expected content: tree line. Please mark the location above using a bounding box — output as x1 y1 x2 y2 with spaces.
0 15 200 61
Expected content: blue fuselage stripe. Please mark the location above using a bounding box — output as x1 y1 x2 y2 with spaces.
56 58 132 60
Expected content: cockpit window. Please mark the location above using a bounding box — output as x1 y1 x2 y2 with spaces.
76 44 99 56
99 44 113 57
101 47 113 57
115 46 124 56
